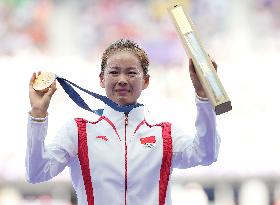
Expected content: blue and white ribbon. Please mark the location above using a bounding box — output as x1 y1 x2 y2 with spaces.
56 76 143 116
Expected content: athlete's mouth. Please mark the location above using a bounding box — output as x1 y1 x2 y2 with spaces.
115 89 130 95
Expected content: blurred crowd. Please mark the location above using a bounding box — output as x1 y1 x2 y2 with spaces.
1 179 280 205
1 0 279 62
0 0 186 64
1 0 278 63
250 0 280 31
0 0 50 55
1 0 280 204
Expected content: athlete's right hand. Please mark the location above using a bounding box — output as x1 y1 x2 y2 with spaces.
29 72 57 118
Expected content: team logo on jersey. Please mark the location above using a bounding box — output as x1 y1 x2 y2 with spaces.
96 136 108 141
140 136 156 148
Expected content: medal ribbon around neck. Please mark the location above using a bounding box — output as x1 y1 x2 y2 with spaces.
33 72 143 116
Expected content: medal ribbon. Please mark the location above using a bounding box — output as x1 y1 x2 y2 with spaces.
56 76 143 116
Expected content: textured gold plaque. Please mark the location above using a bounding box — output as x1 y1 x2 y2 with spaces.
168 4 232 115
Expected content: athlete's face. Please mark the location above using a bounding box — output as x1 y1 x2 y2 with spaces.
100 51 149 106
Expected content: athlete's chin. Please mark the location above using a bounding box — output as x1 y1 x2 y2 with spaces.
115 97 136 106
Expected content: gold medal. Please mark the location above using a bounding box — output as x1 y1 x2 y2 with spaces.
33 72 56 91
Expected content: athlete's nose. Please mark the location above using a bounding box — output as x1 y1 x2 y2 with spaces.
117 73 128 86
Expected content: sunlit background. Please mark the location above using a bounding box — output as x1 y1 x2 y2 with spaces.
0 0 280 204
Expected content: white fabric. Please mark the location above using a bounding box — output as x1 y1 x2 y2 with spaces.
25 97 220 205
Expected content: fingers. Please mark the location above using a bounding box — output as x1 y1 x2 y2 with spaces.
46 80 57 97
29 72 36 87
207 54 218 71
212 60 217 69
189 57 217 72
211 59 217 70
189 58 195 74
29 71 43 87
189 58 193 67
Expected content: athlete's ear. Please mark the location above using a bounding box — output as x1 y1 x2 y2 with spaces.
99 73 105 88
142 74 150 90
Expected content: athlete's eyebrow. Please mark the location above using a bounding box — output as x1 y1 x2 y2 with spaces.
107 66 139 70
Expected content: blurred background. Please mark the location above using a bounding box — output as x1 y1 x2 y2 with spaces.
0 0 280 204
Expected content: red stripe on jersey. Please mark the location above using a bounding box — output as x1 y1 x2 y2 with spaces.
158 122 172 205
145 121 173 205
75 118 94 205
101 116 122 141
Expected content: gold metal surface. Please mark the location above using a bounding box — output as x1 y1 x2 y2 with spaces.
33 72 56 91
169 6 192 34
168 4 232 114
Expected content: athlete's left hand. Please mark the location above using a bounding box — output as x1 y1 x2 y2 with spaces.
189 57 218 98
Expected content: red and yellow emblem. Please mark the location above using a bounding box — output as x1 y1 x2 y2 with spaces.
140 136 156 148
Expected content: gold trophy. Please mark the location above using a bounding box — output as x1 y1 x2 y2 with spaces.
168 2 232 115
